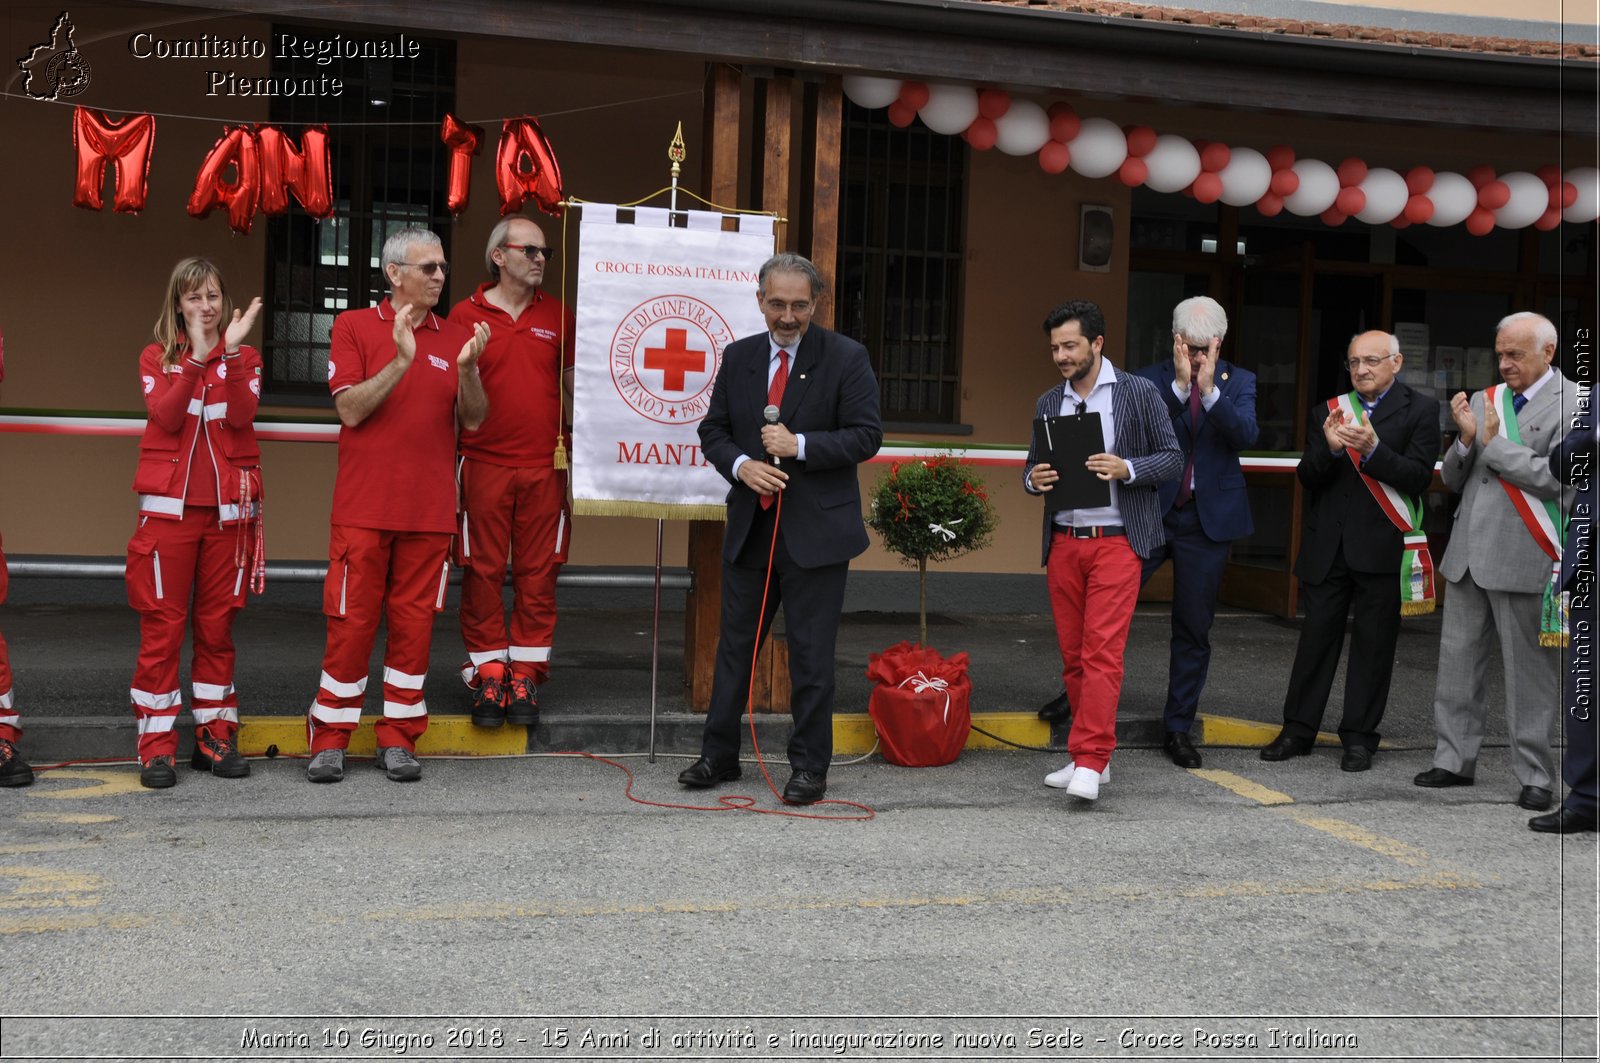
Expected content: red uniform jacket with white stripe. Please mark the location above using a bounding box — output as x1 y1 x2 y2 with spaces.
133 341 263 524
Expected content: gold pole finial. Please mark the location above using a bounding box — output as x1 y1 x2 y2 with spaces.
668 121 686 178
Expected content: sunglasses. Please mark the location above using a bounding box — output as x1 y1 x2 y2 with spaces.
397 260 449 277
503 244 552 260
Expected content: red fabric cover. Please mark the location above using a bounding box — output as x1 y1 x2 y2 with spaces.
865 641 972 767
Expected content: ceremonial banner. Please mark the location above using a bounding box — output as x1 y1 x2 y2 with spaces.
571 204 773 518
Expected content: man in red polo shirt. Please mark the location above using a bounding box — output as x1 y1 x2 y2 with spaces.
448 216 576 728
306 227 489 784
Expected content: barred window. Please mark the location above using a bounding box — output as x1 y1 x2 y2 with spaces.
261 30 456 401
837 100 967 426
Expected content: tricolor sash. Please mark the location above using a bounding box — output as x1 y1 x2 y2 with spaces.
1329 392 1435 615
1482 384 1567 646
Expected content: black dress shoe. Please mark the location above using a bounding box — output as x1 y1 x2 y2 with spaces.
1413 767 1473 788
1038 690 1070 723
782 769 827 805
1163 731 1202 769
1517 785 1554 811
1259 731 1314 761
677 758 741 788
1529 806 1599 834
1339 746 1373 773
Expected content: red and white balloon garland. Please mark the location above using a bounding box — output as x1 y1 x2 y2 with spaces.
843 76 1599 234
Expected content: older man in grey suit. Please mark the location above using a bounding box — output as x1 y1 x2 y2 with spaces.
1416 312 1573 810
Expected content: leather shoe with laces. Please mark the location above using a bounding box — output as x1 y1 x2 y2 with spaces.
1163 731 1202 768
1037 690 1070 723
782 769 827 805
1340 746 1373 773
0 739 34 787
470 663 509 728
677 758 740 788
1529 806 1598 833
506 675 540 727
1413 767 1473 788
190 729 250 778
1517 786 1553 811
1260 731 1314 761
139 755 177 789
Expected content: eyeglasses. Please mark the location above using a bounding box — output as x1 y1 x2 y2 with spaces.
763 299 813 316
1346 354 1396 371
503 244 552 260
397 260 449 277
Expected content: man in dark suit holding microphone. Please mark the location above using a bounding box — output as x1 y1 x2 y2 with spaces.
679 253 882 805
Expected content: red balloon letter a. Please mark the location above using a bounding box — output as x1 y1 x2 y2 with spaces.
72 108 156 214
495 116 565 217
187 126 261 235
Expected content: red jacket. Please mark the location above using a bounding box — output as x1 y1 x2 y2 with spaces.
133 341 263 524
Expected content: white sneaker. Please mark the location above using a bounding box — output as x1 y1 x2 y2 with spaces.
1044 759 1109 788
1065 765 1101 800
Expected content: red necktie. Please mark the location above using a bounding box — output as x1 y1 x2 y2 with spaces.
760 349 790 511
1173 383 1201 508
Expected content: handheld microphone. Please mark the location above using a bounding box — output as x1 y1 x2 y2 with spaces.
763 405 781 466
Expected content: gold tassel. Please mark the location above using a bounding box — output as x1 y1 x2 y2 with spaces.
1400 600 1437 617
1540 632 1571 648
553 438 568 470
572 500 727 520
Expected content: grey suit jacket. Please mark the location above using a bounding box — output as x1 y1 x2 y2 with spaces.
1439 368 1575 593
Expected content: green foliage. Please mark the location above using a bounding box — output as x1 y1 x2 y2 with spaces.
866 455 998 566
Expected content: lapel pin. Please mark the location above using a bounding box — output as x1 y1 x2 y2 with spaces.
799 374 807 380
1221 371 1229 381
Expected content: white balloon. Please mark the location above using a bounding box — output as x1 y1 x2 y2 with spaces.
994 99 1051 156
1426 171 1477 227
1563 167 1600 223
918 82 980 136
1494 171 1547 229
1064 117 1127 179
1355 167 1408 224
842 76 902 111
1284 158 1339 216
1142 134 1202 194
1217 147 1271 207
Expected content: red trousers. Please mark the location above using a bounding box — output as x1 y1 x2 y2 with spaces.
457 460 569 685
1046 531 1142 773
125 510 249 759
310 525 451 752
0 540 15 744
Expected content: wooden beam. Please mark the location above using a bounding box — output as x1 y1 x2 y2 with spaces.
763 77 794 244
809 78 844 329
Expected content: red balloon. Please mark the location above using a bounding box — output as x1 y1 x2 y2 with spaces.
965 117 998 151
1562 181 1579 209
977 87 1011 120
1536 164 1562 185
1047 102 1080 144
1265 144 1295 171
1391 216 1411 230
1124 125 1157 158
1200 142 1231 173
1038 141 1070 174
1535 206 1564 231
187 125 260 235
1256 192 1285 217
1117 157 1149 187
257 126 333 218
1193 172 1224 203
1321 207 1348 227
1180 183 1196 199
898 81 930 111
1403 194 1435 224
1465 207 1496 236
440 113 484 217
1270 169 1300 197
496 116 566 217
1405 167 1435 195
72 108 156 214
1466 164 1496 189
886 100 916 127
1336 157 1367 187
1477 180 1510 210
1335 186 1366 215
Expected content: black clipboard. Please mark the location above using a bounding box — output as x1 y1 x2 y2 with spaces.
1033 412 1111 513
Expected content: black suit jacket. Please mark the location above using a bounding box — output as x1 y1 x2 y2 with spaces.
699 324 882 569
1295 382 1441 582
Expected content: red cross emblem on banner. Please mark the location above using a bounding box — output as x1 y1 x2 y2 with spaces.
642 327 707 392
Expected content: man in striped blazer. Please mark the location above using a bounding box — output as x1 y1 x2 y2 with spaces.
1023 300 1183 801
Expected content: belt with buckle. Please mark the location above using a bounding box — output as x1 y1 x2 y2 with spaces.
1055 524 1125 539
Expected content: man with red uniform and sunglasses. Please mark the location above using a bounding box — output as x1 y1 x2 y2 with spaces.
305 227 489 784
448 217 576 729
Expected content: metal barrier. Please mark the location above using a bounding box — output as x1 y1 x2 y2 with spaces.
6 557 693 590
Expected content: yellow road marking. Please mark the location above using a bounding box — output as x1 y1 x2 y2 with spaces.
0 842 100 857
1190 768 1296 805
0 866 105 913
15 812 120 824
0 913 151 934
31 769 147 800
1285 810 1439 869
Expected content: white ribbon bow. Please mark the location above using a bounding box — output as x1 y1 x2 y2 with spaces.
897 671 953 724
928 518 964 542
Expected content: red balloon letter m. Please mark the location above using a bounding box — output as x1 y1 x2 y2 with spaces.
72 108 156 214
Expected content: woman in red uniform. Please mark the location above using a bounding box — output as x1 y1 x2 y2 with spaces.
126 258 264 788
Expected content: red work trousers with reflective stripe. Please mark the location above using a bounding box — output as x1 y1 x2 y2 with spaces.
457 460 569 684
125 509 249 760
310 525 451 753
1046 531 1142 774
0 540 16 744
